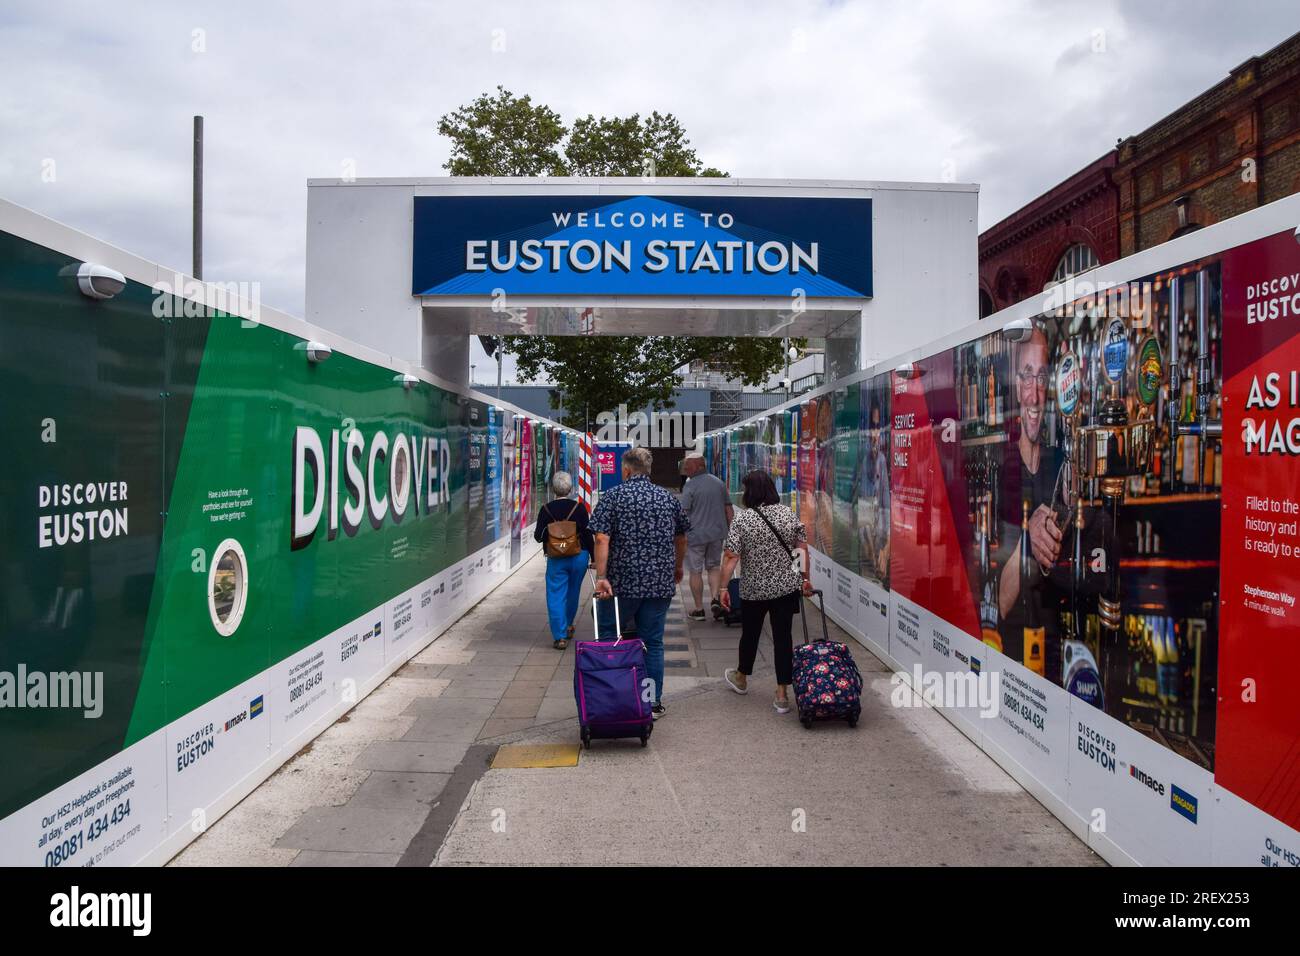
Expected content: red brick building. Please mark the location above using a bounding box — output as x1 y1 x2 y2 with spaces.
979 31 1300 317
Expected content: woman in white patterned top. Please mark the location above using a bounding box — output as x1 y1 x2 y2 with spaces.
718 470 812 714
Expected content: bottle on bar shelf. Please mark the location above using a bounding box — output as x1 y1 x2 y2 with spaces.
1021 498 1045 676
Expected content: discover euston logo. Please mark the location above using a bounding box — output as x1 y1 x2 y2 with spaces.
291 424 452 550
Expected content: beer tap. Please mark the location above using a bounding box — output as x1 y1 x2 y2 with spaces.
1166 277 1181 489
1169 270 1223 491
1076 317 1154 633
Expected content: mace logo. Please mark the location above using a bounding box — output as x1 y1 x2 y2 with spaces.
1170 784 1199 824
1128 763 1165 797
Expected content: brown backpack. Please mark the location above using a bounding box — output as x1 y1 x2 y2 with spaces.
544 500 583 558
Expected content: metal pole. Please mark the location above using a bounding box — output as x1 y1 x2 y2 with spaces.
192 116 203 280
784 337 791 397
496 349 502 403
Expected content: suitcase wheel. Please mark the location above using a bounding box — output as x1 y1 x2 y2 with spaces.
639 729 649 747
801 716 813 729
847 715 858 728
580 726 591 749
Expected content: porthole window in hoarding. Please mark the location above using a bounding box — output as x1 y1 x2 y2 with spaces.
208 538 248 637
391 435 411 516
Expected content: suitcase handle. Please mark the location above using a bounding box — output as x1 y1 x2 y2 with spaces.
591 577 623 644
799 588 832 646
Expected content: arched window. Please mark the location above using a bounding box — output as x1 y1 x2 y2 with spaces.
1048 244 1099 288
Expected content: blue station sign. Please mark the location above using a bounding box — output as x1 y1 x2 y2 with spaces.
412 194 872 298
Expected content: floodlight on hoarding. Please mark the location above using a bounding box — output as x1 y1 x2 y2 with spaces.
894 362 922 380
294 340 333 363
394 373 419 389
1001 317 1035 343
76 262 127 300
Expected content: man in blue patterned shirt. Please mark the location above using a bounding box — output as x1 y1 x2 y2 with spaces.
590 446 689 719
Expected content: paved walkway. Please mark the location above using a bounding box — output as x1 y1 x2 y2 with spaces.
171 551 1101 867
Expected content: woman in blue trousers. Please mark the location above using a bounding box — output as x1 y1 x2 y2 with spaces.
533 471 594 650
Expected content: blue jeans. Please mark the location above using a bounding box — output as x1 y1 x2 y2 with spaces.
545 552 589 642
595 595 671 705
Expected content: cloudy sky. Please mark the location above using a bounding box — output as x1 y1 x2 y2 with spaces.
2 0 1298 380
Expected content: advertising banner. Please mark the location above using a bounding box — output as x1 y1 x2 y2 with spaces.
519 418 533 535
0 733 167 868
0 225 556 866
1216 228 1300 834
0 228 170 829
705 217 1300 865
486 406 501 542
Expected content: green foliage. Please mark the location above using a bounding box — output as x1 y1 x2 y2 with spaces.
566 111 727 178
439 90 799 426
437 87 567 177
506 336 689 431
503 335 805 431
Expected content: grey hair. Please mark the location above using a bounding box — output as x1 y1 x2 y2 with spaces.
552 471 574 496
623 446 653 475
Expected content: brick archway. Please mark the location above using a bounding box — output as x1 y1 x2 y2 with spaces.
1041 226 1103 291
994 265 1029 306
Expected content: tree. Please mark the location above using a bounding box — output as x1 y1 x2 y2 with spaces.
506 335 795 431
438 90 798 428
437 87 566 177
566 111 727 178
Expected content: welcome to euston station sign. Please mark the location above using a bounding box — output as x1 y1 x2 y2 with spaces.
411 194 871 298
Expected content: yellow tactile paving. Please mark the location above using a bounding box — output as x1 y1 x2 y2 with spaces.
491 743 582 769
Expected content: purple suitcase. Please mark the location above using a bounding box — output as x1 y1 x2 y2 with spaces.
574 595 653 748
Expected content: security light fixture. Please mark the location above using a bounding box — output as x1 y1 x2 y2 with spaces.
295 341 333 363
394 373 419 389
1001 317 1035 342
76 262 127 300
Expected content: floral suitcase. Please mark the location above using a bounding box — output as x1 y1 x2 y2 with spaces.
792 589 863 728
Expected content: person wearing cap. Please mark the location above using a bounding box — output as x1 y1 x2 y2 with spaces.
679 449 734 621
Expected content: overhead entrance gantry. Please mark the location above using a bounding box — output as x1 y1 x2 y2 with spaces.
304 177 980 386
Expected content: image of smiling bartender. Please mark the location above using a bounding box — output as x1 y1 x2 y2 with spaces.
997 325 1069 682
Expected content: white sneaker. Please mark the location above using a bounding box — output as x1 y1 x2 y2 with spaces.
723 668 749 695
773 697 792 715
